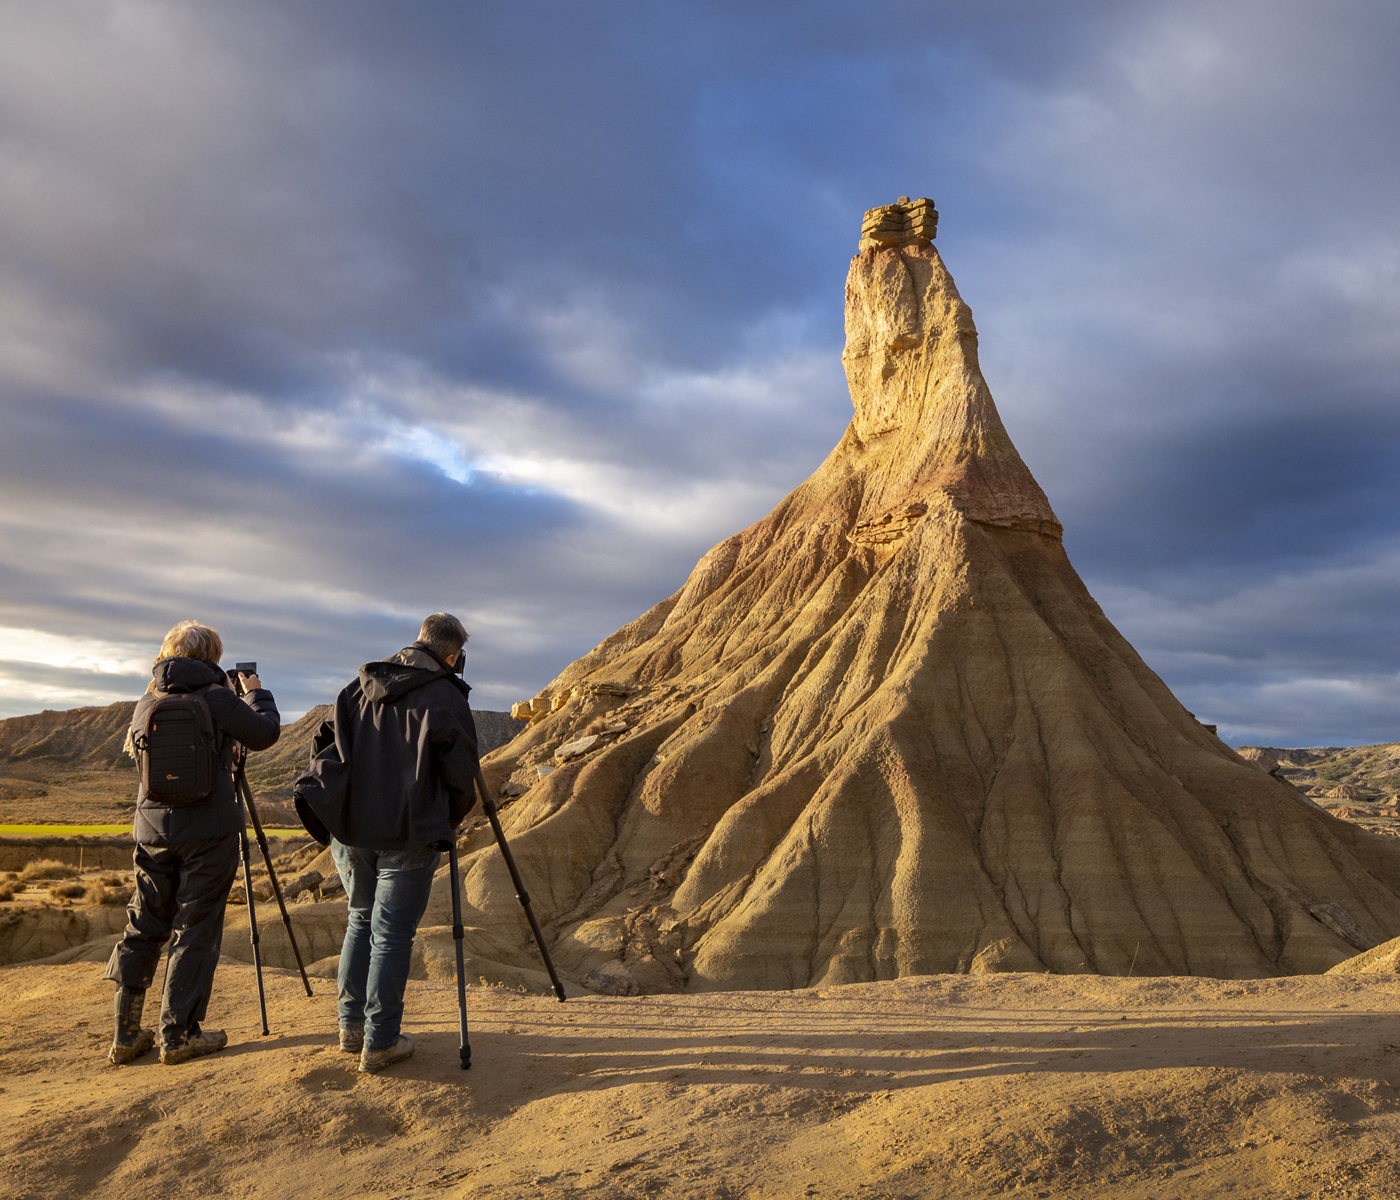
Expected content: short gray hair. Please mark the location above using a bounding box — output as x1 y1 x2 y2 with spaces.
417 612 468 660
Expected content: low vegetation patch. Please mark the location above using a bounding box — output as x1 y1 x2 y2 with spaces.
19 859 77 882
48 882 87 899
85 881 129 906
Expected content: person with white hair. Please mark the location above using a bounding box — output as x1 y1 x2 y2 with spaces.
105 620 280 1065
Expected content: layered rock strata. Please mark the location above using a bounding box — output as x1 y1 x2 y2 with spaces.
859 195 938 250
440 201 1400 993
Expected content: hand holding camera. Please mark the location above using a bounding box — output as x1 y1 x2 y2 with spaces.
229 662 260 696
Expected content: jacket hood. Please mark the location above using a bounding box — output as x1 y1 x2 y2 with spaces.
359 645 468 704
151 656 226 694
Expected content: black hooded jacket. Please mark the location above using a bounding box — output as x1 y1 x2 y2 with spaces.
130 657 281 845
293 644 479 851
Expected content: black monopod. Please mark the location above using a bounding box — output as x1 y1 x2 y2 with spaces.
441 768 568 1071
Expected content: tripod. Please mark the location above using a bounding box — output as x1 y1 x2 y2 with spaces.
444 766 568 1070
232 745 314 1034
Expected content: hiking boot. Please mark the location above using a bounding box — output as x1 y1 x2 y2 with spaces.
359 1032 415 1073
161 1028 228 1065
108 1028 156 1065
109 985 154 1065
339 1022 365 1053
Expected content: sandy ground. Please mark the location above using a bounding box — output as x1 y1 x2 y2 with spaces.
0 964 1397 1199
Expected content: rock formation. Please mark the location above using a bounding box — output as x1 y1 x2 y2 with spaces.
0 703 135 768
446 200 1400 992
1326 934 1400 975
1237 746 1281 776
858 195 938 250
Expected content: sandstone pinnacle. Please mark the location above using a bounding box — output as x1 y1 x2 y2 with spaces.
444 202 1400 993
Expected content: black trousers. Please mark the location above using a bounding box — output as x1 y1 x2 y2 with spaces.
103 833 240 1043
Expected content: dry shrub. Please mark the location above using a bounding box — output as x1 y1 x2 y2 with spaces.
48 882 87 899
4 871 18 881
0 884 14 902
86 882 129 906
20 859 78 882
100 874 126 887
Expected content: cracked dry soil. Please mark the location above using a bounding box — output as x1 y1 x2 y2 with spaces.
1 963 1398 1198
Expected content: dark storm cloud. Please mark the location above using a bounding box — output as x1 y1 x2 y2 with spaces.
0 0 1397 744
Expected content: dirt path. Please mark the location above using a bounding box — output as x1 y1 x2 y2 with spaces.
1 964 1397 1199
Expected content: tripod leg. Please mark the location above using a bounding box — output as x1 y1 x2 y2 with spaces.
235 765 314 997
472 768 567 1003
447 841 471 1069
238 821 270 1036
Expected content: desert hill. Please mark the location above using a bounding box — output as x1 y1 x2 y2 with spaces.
1244 743 1400 800
430 197 1400 993
0 702 135 769
0 700 524 826
1236 743 1400 837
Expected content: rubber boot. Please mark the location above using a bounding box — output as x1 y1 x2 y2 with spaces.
108 985 156 1065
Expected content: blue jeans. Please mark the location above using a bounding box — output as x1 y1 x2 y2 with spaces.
331 839 440 1050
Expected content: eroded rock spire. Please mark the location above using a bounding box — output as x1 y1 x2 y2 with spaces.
444 202 1400 995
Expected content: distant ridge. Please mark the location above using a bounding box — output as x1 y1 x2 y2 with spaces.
0 703 135 768
0 699 527 822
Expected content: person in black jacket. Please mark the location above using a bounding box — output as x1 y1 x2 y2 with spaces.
294 612 478 1073
103 620 280 1065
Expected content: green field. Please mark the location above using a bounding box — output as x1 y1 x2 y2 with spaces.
0 823 306 838
0 824 132 837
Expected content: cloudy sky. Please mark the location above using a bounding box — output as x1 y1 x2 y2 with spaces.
1 0 1397 747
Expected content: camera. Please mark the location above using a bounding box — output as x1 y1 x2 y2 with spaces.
228 662 258 696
